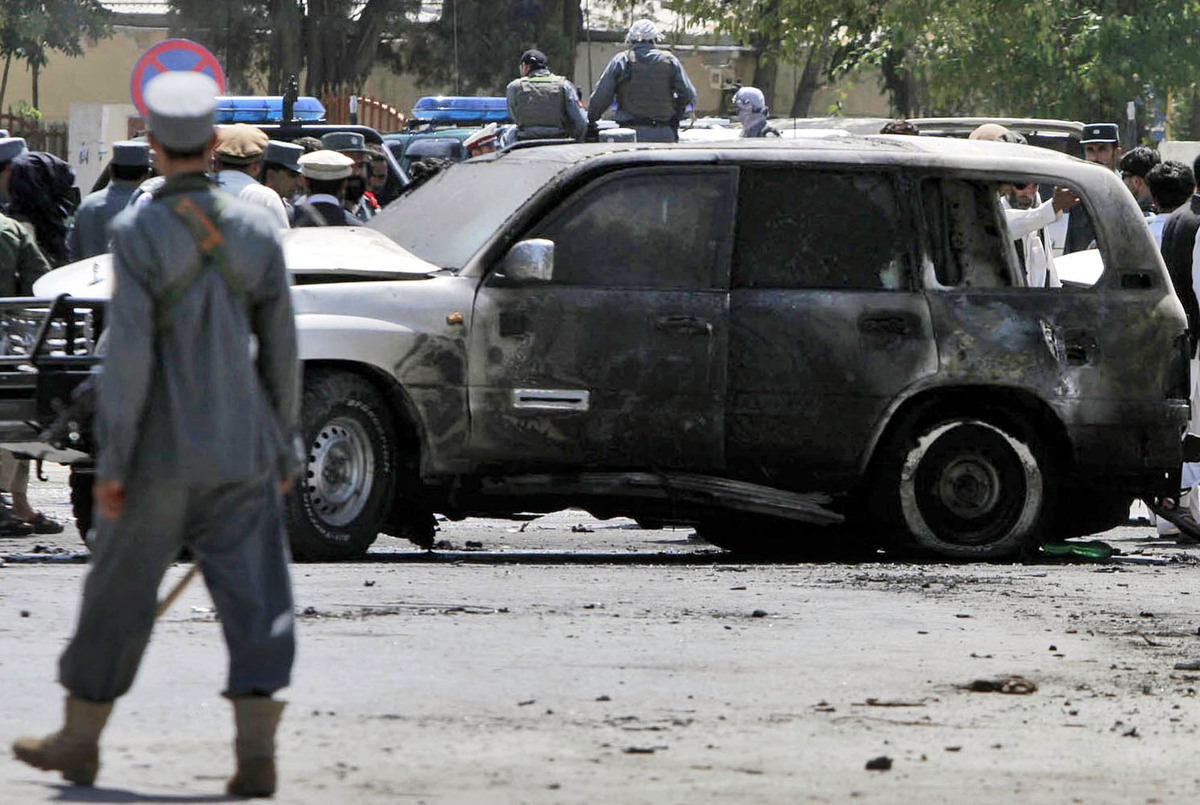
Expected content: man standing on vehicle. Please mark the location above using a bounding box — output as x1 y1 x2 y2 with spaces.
12 70 302 799
507 49 588 142
587 18 697 143
731 86 780 138
69 141 152 260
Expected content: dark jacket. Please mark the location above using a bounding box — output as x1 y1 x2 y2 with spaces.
1161 193 1200 353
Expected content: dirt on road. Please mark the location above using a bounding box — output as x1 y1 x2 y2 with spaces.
3 470 1200 804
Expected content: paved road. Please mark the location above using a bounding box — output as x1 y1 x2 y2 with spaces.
5 468 1200 803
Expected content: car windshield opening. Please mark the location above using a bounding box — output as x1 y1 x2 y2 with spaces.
367 159 563 270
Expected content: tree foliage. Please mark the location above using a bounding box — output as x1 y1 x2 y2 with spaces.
168 0 594 99
396 0 584 96
0 0 111 110
167 0 421 96
667 0 1200 135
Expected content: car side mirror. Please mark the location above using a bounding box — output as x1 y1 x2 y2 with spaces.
500 239 554 284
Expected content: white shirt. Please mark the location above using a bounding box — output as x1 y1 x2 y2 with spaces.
216 170 290 229
1149 212 1169 247
1002 197 1061 288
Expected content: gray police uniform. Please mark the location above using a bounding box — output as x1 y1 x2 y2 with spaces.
506 68 588 141
69 181 137 260
587 43 697 143
58 171 302 702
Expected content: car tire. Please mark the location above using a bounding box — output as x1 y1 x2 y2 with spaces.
883 416 1048 560
286 370 397 561
69 462 94 546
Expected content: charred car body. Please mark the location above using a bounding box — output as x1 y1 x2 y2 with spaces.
0 136 1189 560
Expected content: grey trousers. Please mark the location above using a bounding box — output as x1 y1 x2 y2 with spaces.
59 475 295 702
629 123 678 143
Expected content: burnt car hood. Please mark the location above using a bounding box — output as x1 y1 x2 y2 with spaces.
32 227 439 299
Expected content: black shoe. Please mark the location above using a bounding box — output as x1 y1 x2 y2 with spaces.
0 514 34 537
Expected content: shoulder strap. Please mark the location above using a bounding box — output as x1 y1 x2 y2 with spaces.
155 193 249 332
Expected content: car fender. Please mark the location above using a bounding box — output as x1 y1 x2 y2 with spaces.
295 311 470 474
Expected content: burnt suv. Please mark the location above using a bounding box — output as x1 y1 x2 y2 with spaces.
2 135 1189 560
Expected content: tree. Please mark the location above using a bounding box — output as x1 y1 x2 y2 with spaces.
398 0 584 96
668 0 871 117
167 0 423 96
0 1 111 112
669 0 1200 133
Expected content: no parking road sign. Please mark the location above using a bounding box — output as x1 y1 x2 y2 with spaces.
130 39 226 117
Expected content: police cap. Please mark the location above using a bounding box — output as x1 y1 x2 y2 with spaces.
111 140 151 168
1081 123 1120 144
264 140 304 173
144 72 218 151
321 131 372 154
0 136 27 164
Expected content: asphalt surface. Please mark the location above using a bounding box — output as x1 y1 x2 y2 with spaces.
5 467 1200 803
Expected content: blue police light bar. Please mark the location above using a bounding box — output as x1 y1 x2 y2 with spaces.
215 96 326 123
411 96 510 124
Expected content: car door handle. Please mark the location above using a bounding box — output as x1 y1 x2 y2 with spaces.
653 315 712 336
859 313 916 337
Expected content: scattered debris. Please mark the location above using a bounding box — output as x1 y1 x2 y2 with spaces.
1173 661 1200 671
20 609 29 617
860 698 927 708
622 746 662 755
1039 540 1114 562
963 676 1037 695
596 695 611 702
517 699 536 707
363 579 375 587
571 525 594 533
751 610 768 618
944 746 962 752
865 756 892 771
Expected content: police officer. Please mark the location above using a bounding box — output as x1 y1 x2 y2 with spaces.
1062 122 1122 254
13 70 301 799
731 86 780 138
293 149 361 226
587 18 698 143
259 140 304 224
69 141 152 260
506 48 588 142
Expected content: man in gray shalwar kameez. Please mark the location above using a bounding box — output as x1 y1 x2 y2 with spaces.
13 70 302 799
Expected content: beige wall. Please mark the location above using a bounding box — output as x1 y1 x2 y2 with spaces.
4 26 168 123
25 24 889 128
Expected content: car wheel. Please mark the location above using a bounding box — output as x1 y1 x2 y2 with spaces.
888 417 1047 560
286 370 396 561
69 462 94 546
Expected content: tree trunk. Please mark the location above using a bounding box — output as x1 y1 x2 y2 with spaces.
789 41 828 118
1189 85 1200 141
31 60 39 112
0 53 11 113
270 0 303 95
753 57 778 113
880 48 912 118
